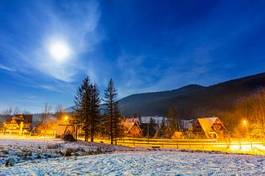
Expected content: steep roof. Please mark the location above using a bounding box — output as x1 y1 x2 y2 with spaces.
197 117 222 138
121 118 141 134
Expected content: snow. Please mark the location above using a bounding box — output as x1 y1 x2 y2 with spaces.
140 116 166 124
1 151 265 175
0 137 135 167
1 138 265 175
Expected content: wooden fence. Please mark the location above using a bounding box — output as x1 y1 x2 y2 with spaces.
94 137 265 155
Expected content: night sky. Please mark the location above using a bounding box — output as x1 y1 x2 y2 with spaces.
1 0 265 112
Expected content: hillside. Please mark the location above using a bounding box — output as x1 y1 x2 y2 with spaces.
118 72 265 118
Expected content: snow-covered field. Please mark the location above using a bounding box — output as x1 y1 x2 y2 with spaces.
1 151 265 175
0 138 265 175
0 137 134 167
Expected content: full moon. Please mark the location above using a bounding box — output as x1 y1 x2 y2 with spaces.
48 40 72 62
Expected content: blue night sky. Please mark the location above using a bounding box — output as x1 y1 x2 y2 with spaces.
1 0 265 113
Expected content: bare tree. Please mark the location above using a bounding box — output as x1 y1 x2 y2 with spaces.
55 105 65 120
13 107 20 115
229 89 265 138
42 103 52 123
3 107 13 115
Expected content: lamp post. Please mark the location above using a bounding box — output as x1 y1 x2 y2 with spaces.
242 119 248 127
64 115 69 124
242 119 249 139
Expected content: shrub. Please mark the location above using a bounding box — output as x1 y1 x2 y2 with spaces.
5 158 15 167
65 148 74 157
63 134 76 142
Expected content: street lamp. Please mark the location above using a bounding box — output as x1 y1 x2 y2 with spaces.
242 119 249 139
64 115 69 123
242 119 248 127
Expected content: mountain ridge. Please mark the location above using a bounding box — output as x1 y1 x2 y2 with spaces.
118 72 265 118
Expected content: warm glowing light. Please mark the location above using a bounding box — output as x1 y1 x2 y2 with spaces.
230 144 240 151
48 40 72 62
64 115 69 122
242 119 248 127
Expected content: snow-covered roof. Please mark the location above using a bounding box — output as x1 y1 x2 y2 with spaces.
197 117 223 138
121 118 139 129
140 116 166 124
180 119 194 130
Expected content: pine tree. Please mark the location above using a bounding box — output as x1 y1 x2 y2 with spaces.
149 118 157 138
166 106 180 137
113 102 123 144
104 79 121 144
159 117 167 138
90 84 101 142
74 76 92 142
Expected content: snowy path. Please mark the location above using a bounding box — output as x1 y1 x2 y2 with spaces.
1 151 265 176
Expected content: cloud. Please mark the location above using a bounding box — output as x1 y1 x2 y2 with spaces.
30 0 101 82
0 0 101 83
0 64 16 72
114 43 222 97
37 84 63 93
115 54 165 97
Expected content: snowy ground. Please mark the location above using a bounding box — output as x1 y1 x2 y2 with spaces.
0 138 135 167
1 138 265 175
1 151 265 175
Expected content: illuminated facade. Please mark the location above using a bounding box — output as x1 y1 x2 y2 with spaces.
3 114 32 134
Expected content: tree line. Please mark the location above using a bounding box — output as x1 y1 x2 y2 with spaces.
221 89 265 138
74 76 122 144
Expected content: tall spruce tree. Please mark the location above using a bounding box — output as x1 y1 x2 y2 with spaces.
90 84 100 142
104 79 121 144
74 76 100 142
166 106 180 136
113 102 123 144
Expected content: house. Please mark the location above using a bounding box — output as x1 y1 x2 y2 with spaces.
180 119 194 131
171 131 184 139
34 116 75 137
192 117 226 139
3 114 32 134
140 116 166 125
121 118 142 137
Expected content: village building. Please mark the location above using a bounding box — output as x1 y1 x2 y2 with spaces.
171 131 184 139
180 119 194 131
34 116 75 137
120 118 142 137
3 114 32 135
192 117 226 139
140 116 166 125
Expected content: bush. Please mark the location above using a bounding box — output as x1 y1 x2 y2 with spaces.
63 134 76 142
65 148 74 157
47 144 60 149
5 158 15 167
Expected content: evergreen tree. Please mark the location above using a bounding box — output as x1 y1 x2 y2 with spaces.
90 84 101 142
113 102 123 144
149 118 157 138
104 79 121 144
159 117 167 138
74 76 100 142
166 106 180 137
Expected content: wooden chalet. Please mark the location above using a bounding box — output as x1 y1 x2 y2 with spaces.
121 118 142 137
3 114 32 134
192 117 226 139
34 116 75 137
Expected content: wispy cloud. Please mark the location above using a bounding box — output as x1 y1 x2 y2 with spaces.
0 64 16 72
0 0 101 83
